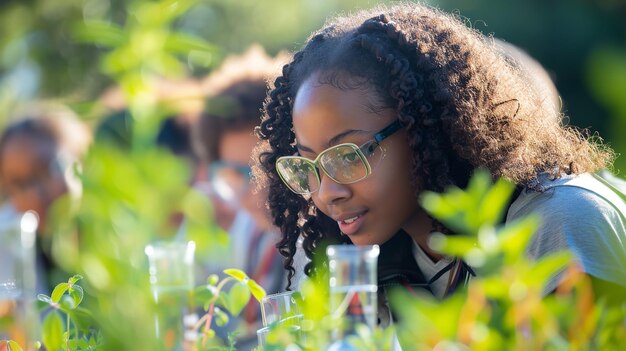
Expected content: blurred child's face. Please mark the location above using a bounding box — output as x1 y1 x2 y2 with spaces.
0 137 67 232
291 74 423 246
217 126 273 232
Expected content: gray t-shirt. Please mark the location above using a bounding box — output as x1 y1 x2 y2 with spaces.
506 172 626 292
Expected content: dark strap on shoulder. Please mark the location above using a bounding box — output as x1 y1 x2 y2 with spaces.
377 231 431 293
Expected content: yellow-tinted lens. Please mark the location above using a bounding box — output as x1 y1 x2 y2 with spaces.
319 144 369 183
276 144 373 195
276 158 319 194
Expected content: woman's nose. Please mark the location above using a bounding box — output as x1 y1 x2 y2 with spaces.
315 172 351 205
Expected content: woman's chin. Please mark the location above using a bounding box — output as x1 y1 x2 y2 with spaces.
344 233 377 246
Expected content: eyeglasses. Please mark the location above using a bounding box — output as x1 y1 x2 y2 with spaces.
275 119 403 195
208 160 252 205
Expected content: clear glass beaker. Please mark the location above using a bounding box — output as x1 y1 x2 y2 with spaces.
326 244 379 339
0 210 39 350
145 240 196 351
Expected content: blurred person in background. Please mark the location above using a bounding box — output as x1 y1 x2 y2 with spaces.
193 45 301 350
96 76 211 232
95 109 205 228
0 103 91 292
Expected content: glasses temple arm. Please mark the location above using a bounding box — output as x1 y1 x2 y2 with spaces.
373 120 403 143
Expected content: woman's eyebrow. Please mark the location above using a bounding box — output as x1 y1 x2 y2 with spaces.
295 129 371 153
326 129 370 147
295 143 314 153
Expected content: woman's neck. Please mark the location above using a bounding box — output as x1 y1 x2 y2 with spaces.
403 209 445 262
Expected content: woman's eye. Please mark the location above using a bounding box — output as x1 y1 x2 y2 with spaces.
342 152 359 163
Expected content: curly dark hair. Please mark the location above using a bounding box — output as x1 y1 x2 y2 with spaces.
253 3 613 289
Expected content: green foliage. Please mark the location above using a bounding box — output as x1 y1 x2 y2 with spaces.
192 269 266 350
587 47 626 172
6 269 263 351
16 1 230 350
421 169 515 235
42 312 64 351
257 170 625 350
7 153 625 350
387 170 624 351
35 275 101 351
25 2 231 348
2 0 625 350
225 268 267 302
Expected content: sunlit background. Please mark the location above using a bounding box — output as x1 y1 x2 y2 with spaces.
1 1 625 349
2 0 625 169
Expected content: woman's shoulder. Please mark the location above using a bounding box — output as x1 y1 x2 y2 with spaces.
508 172 626 221
506 171 626 288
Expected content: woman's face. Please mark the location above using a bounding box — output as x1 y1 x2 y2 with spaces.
217 126 273 232
0 137 67 231
291 74 422 246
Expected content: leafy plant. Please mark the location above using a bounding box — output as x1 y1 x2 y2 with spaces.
38 1 224 350
192 269 266 350
36 275 101 351
389 170 625 350
257 170 625 350
4 268 265 351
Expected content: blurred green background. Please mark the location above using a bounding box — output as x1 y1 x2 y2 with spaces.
1 1 624 349
0 0 625 163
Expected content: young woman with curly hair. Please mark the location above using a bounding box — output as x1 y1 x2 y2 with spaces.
253 3 625 304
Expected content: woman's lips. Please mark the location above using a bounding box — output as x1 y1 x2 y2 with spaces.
337 211 367 236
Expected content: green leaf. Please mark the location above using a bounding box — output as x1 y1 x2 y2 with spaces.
428 233 478 257
37 294 53 304
524 251 572 289
51 283 69 303
68 285 84 308
68 274 83 286
481 277 511 298
194 285 216 309
164 33 217 54
67 339 78 350
223 269 247 282
194 284 216 299
59 295 77 311
72 21 126 47
224 282 251 316
247 279 266 302
77 338 90 349
42 311 64 351
131 0 200 26
67 307 95 334
498 215 540 263
420 190 468 234
479 177 515 226
467 169 492 200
